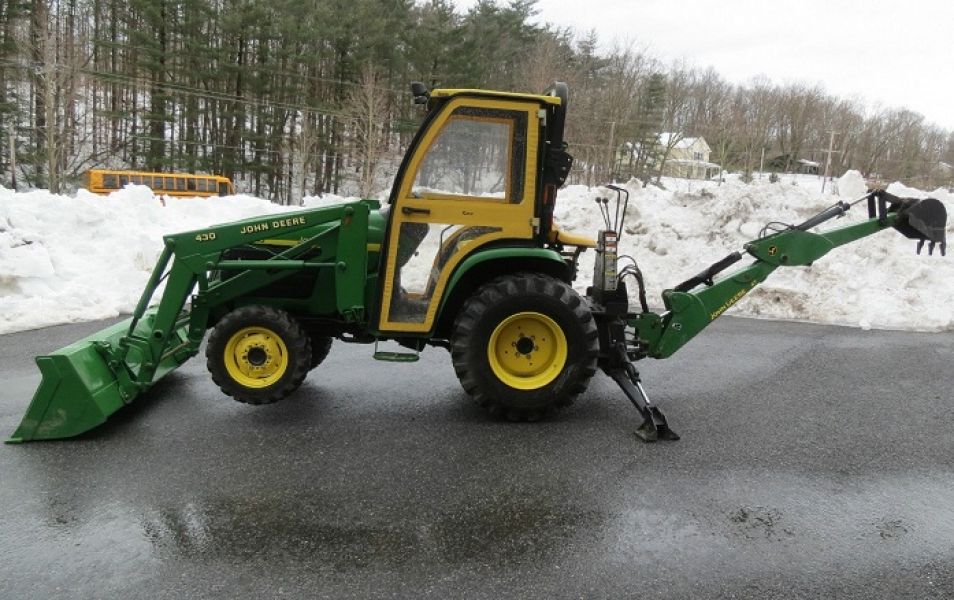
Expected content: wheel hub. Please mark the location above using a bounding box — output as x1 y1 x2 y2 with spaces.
223 326 289 388
246 346 268 366
487 312 568 390
514 336 535 355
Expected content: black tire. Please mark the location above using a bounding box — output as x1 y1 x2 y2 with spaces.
309 335 333 369
206 305 312 405
450 273 599 421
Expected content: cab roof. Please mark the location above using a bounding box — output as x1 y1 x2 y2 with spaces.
429 88 562 105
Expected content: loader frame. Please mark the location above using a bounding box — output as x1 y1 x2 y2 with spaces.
9 202 372 442
118 202 372 382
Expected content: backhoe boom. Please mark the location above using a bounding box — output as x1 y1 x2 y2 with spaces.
596 191 946 441
643 208 903 360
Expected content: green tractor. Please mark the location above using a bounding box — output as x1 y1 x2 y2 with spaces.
8 82 947 443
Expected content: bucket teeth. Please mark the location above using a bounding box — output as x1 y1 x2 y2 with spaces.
919 240 947 256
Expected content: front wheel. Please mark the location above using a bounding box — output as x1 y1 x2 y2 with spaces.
206 305 312 405
309 335 333 370
450 273 599 421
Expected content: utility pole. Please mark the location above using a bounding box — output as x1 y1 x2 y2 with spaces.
821 130 840 194
606 121 617 182
9 134 15 190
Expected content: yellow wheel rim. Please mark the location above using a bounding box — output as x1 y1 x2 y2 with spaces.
487 312 568 390
223 326 289 388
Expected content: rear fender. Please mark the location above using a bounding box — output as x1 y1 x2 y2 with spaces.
433 247 570 338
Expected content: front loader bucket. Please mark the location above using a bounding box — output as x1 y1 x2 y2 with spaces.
7 311 192 443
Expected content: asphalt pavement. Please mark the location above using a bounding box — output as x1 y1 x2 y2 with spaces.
1 316 953 599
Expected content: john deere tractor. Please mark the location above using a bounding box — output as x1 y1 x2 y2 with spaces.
8 82 947 444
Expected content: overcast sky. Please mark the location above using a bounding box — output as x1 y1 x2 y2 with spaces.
453 0 954 131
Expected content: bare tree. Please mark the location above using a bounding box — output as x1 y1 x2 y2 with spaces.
733 77 776 180
518 29 573 94
773 83 825 173
654 64 696 183
346 63 389 198
292 110 320 203
685 68 734 182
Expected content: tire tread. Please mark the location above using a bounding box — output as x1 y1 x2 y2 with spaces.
206 305 312 405
450 273 599 421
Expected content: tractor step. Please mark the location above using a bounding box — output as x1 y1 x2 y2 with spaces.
372 351 420 362
372 339 421 362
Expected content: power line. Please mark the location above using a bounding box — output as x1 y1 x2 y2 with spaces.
0 58 432 135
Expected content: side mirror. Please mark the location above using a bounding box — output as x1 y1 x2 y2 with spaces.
410 81 429 105
542 81 569 146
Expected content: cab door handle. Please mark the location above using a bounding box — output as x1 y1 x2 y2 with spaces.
402 206 431 216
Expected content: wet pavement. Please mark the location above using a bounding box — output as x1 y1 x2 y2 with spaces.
1 316 953 599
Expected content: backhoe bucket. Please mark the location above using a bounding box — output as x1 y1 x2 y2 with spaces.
892 196 947 255
7 310 191 443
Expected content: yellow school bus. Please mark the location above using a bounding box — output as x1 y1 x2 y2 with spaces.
85 170 234 197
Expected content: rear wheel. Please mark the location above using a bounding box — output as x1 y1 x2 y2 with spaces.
451 273 599 421
206 305 312 405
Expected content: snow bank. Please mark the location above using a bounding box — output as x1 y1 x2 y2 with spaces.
0 174 951 334
0 186 306 333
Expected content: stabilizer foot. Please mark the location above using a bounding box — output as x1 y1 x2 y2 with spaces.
634 407 680 443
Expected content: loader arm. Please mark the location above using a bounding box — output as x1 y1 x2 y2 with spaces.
8 201 373 442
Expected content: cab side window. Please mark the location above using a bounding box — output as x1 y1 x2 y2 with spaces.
412 106 527 203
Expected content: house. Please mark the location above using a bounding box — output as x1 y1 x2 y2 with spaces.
656 134 721 179
766 154 820 175
615 134 721 180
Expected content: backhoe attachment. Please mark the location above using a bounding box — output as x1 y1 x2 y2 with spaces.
591 189 947 442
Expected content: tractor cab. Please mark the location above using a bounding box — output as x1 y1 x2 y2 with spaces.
375 84 575 334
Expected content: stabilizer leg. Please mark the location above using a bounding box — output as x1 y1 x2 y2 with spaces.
605 361 679 442
595 310 679 442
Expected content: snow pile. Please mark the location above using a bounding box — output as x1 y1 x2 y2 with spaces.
554 171 954 331
0 186 308 333
1 173 952 334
